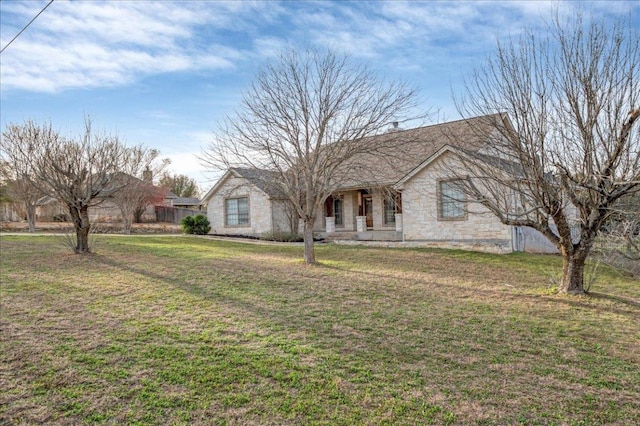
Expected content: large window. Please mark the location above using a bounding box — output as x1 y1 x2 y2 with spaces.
225 197 249 226
439 180 466 220
383 196 397 225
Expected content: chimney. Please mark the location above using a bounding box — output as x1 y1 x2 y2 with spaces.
387 121 401 133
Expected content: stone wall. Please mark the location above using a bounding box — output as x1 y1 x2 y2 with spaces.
400 151 513 250
206 175 273 237
271 199 296 234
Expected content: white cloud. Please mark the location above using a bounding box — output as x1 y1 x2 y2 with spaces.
0 1 265 92
290 1 638 65
1 0 636 95
253 37 288 59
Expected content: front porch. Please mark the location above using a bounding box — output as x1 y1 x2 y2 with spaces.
317 188 403 242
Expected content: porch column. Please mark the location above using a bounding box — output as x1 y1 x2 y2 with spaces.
395 213 403 232
325 216 335 233
356 216 367 233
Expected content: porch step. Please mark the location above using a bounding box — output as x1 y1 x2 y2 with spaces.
322 230 402 242
324 231 358 241
355 231 402 241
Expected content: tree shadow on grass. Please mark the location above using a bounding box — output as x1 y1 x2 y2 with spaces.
586 292 640 308
316 261 640 318
91 250 640 330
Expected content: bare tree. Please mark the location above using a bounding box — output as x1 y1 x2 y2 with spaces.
3 119 158 253
109 150 169 234
38 120 132 252
158 173 199 198
202 48 421 264
1 125 48 232
449 14 639 293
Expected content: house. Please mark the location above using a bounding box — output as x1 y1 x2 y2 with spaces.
0 194 67 222
202 114 555 253
155 192 204 224
6 173 164 224
162 192 202 210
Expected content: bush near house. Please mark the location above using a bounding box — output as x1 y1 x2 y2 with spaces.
260 231 303 242
181 214 211 235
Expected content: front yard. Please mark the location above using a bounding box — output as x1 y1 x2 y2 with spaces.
1 235 638 424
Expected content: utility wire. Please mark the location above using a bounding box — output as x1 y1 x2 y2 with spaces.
0 0 55 54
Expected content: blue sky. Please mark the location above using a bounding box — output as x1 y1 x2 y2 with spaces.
1 0 638 189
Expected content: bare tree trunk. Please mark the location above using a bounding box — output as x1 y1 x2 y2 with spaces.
25 203 36 233
286 203 299 235
303 219 316 264
122 216 132 235
68 204 91 254
133 207 144 224
559 246 588 294
77 207 91 253
118 205 133 234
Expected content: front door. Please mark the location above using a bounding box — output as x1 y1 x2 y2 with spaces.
363 195 373 228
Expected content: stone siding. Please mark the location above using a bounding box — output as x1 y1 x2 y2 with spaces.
206 175 274 237
271 199 296 234
401 152 513 249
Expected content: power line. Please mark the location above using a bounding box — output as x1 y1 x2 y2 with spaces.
0 0 55 54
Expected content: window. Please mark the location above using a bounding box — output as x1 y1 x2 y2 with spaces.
225 197 249 226
325 195 344 227
333 197 343 226
383 196 397 225
439 180 466 220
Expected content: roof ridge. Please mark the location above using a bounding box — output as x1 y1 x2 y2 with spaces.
362 113 504 137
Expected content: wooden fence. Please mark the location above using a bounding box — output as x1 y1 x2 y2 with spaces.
155 206 203 224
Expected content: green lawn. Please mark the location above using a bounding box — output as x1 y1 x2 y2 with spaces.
1 235 639 425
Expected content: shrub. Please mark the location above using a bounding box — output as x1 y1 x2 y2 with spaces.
181 215 211 235
260 231 303 242
53 214 69 222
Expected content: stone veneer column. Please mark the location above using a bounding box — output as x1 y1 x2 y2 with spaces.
325 216 335 233
356 216 367 233
395 213 403 232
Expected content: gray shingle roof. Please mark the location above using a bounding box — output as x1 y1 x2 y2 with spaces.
208 114 507 198
231 168 288 198
172 197 201 206
332 114 502 189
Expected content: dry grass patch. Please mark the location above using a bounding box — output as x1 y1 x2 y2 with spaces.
1 235 639 425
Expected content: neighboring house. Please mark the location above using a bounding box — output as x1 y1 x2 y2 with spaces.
0 195 66 222
173 197 202 210
35 194 159 224
202 115 557 253
0 200 22 222
5 173 163 223
156 192 203 223
163 192 202 210
36 196 67 221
